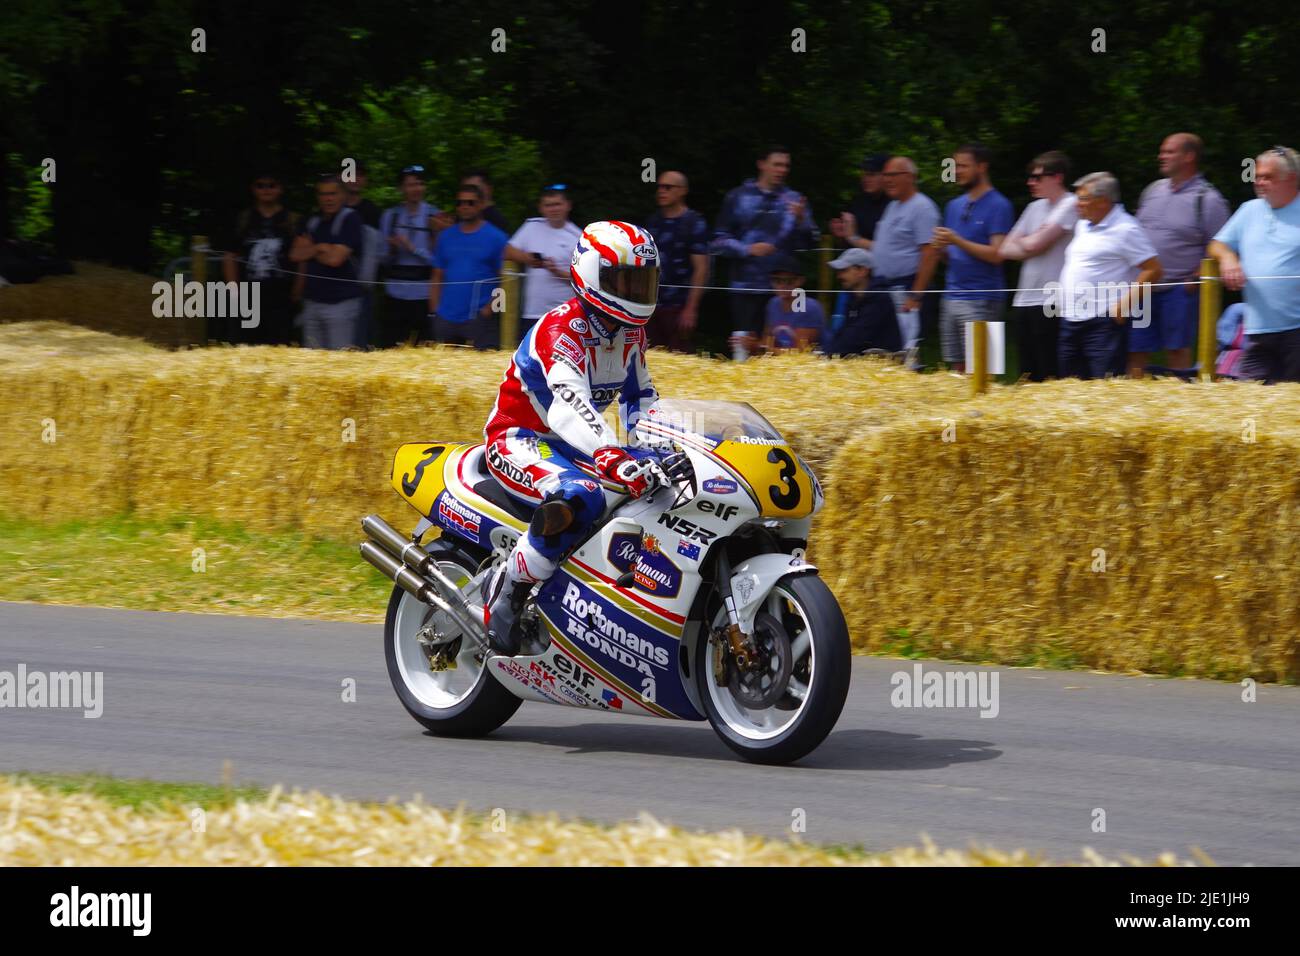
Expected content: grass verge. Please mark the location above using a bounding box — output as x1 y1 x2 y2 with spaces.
0 514 388 622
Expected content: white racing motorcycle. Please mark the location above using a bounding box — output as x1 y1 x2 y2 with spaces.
359 398 850 764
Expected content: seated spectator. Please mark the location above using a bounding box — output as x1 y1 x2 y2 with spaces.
756 255 824 353
826 247 901 356
427 183 508 349
221 170 300 345
1208 146 1300 382
289 174 366 350
711 145 818 361
503 184 582 330
1215 302 1247 377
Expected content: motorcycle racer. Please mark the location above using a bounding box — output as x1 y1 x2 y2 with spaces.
481 220 666 654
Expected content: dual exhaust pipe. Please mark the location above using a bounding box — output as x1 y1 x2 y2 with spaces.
359 515 488 651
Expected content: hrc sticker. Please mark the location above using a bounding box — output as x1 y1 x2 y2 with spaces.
554 335 586 369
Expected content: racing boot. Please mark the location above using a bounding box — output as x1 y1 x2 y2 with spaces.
481 562 533 656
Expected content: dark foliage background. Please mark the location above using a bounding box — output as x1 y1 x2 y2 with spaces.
3 0 1295 271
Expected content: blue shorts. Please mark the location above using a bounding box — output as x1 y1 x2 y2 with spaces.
1129 285 1197 352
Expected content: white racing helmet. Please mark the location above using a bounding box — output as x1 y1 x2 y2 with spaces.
570 220 660 326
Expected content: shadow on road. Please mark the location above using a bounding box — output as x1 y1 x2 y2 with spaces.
442 723 1001 771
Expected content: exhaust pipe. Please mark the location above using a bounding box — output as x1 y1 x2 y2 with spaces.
361 514 471 600
359 516 488 651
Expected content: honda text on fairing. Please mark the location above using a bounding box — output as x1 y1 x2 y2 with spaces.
359 399 851 764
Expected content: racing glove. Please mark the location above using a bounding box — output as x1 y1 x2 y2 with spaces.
593 446 664 498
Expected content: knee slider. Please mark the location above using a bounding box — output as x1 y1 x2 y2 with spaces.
531 492 576 538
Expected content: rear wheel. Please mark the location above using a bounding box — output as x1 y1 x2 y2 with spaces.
384 543 521 737
696 573 850 764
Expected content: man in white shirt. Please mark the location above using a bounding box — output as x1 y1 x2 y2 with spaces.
996 151 1079 380
1056 172 1162 379
504 184 583 329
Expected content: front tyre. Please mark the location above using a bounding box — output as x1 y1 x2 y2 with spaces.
384 544 521 737
696 573 850 765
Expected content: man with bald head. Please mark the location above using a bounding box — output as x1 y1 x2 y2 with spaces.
646 170 710 352
1134 133 1230 375
845 155 941 363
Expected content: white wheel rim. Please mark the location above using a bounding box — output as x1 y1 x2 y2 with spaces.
392 562 485 710
705 584 814 741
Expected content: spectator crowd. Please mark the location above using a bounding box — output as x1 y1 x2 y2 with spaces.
217 136 1300 383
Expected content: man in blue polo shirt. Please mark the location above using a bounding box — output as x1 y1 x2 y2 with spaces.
932 143 1015 372
428 183 508 349
1209 146 1300 382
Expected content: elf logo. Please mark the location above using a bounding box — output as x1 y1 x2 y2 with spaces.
697 500 739 521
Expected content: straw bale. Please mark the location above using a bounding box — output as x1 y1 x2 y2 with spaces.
3 324 1296 679
0 778 1190 866
813 378 1300 680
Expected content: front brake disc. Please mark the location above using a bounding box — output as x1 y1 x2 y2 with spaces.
726 611 793 709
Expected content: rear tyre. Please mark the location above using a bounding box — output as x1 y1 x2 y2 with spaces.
384 543 522 737
696 573 850 765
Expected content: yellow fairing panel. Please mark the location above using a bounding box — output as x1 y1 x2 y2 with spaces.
710 441 817 519
392 443 471 517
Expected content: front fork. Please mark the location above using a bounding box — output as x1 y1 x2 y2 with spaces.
711 547 820 681
712 547 762 678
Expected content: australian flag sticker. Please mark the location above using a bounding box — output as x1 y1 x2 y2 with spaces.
677 540 701 561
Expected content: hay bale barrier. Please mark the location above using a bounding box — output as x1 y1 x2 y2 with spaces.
815 379 1300 681
1 321 1297 680
0 777 1188 866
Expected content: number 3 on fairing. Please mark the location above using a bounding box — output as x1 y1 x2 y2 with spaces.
767 447 801 510
402 445 444 496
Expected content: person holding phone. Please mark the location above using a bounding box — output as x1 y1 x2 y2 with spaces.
504 184 583 329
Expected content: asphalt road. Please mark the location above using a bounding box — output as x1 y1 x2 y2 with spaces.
2 601 1297 864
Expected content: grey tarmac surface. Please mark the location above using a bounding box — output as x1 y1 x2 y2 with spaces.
2 601 1296 864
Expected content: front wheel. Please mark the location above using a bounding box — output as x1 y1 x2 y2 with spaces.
696 573 850 765
384 543 521 737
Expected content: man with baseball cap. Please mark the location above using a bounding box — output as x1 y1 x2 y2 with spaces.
826 247 902 356
830 154 891 247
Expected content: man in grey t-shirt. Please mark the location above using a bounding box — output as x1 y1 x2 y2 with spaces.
840 156 940 363
1134 133 1230 375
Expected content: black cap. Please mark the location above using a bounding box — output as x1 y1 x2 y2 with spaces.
767 253 803 277
859 154 890 172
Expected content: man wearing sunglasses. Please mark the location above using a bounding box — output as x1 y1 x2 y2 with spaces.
993 151 1079 381
427 184 509 348
644 171 709 353
1208 146 1300 382
221 171 301 345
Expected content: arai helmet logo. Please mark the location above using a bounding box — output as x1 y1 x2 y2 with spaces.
631 243 657 259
